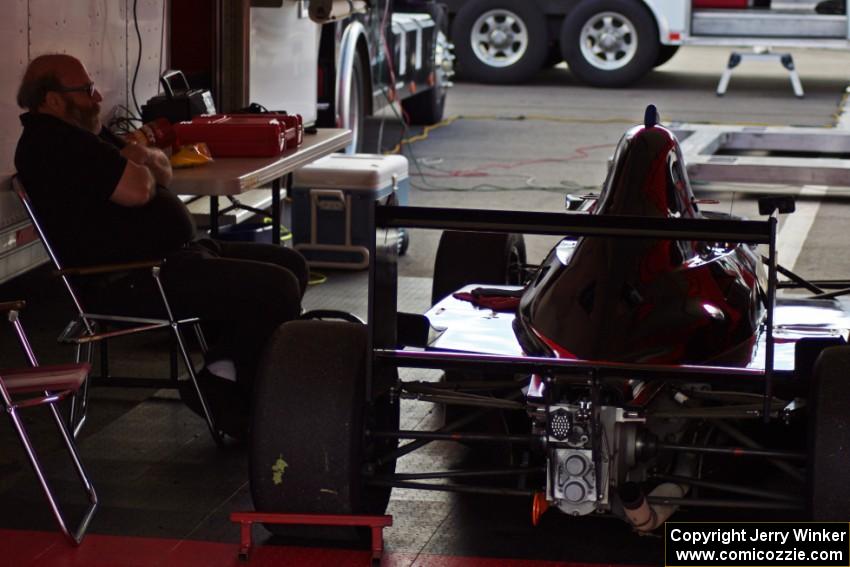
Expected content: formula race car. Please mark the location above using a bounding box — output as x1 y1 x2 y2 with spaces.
249 105 850 534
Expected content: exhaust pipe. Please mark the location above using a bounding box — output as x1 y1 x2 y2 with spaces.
620 481 687 532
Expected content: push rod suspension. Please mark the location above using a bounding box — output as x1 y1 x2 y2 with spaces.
772 262 824 295
710 419 805 482
779 279 850 290
373 391 524 466
368 479 535 497
651 402 785 420
647 496 803 511
370 429 537 444
403 380 526 391
657 443 805 460
378 467 545 481
399 392 524 410
652 474 803 502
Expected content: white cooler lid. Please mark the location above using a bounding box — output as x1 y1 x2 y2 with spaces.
292 153 409 190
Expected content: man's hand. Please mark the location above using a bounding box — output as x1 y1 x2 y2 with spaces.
120 142 173 187
119 141 149 165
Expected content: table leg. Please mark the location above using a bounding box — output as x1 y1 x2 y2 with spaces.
209 196 219 237
272 178 281 245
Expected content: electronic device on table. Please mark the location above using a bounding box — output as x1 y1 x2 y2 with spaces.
141 69 216 124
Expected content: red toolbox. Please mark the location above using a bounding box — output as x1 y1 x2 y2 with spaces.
254 113 303 147
204 113 304 149
174 114 303 158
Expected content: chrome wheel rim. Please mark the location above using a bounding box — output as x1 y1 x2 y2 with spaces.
434 29 455 100
579 11 638 71
345 63 362 153
470 9 529 68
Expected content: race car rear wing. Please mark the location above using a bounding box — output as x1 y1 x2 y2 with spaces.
369 204 779 422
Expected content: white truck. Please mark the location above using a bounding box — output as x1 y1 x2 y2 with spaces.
443 0 847 85
0 0 450 285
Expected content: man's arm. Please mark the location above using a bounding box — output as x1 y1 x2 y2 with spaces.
120 142 173 187
111 159 155 206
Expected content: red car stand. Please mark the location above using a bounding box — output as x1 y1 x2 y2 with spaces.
230 511 392 564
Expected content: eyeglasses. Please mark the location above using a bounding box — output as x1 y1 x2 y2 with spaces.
55 82 96 98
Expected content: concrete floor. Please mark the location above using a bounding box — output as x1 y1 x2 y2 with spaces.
1 44 850 565
390 45 850 281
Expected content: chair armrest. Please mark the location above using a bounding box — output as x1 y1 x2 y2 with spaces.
0 300 26 314
55 260 163 277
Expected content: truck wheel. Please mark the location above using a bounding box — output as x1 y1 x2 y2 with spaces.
808 346 850 520
452 0 548 84
654 45 679 68
343 53 367 153
402 8 451 125
250 320 397 531
560 0 659 88
431 231 526 305
399 228 410 256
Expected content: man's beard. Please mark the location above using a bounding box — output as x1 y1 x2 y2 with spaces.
64 97 101 133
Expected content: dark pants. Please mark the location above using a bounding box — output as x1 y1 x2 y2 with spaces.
85 238 308 394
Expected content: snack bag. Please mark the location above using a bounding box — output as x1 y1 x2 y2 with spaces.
170 143 214 168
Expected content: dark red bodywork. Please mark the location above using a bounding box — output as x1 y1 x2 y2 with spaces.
515 121 765 364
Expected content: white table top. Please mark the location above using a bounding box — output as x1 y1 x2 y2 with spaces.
171 128 352 196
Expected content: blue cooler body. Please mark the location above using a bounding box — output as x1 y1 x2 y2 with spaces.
291 154 409 269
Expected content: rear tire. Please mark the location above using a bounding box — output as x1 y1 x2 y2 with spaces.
452 0 548 84
250 321 397 530
808 346 850 520
431 231 526 305
561 0 659 87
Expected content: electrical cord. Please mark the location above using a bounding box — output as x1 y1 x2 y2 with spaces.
158 0 166 90
106 104 143 134
131 0 143 116
308 271 328 285
384 113 614 193
410 157 599 193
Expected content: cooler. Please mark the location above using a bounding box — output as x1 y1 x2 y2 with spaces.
290 154 410 269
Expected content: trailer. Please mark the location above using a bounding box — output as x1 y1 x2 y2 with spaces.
442 0 850 86
0 0 451 285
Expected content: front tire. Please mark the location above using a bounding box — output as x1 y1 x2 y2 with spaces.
431 231 526 305
452 0 548 84
561 0 659 87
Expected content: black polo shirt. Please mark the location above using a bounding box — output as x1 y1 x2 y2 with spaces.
14 112 196 267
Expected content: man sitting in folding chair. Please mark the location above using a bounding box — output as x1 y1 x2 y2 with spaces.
13 54 309 439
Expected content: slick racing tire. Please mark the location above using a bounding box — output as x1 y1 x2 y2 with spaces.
250 320 398 535
431 231 526 305
808 346 850 520
452 0 548 84
561 0 659 87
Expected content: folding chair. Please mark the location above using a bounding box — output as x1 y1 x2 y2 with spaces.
11 176 223 445
0 300 97 544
